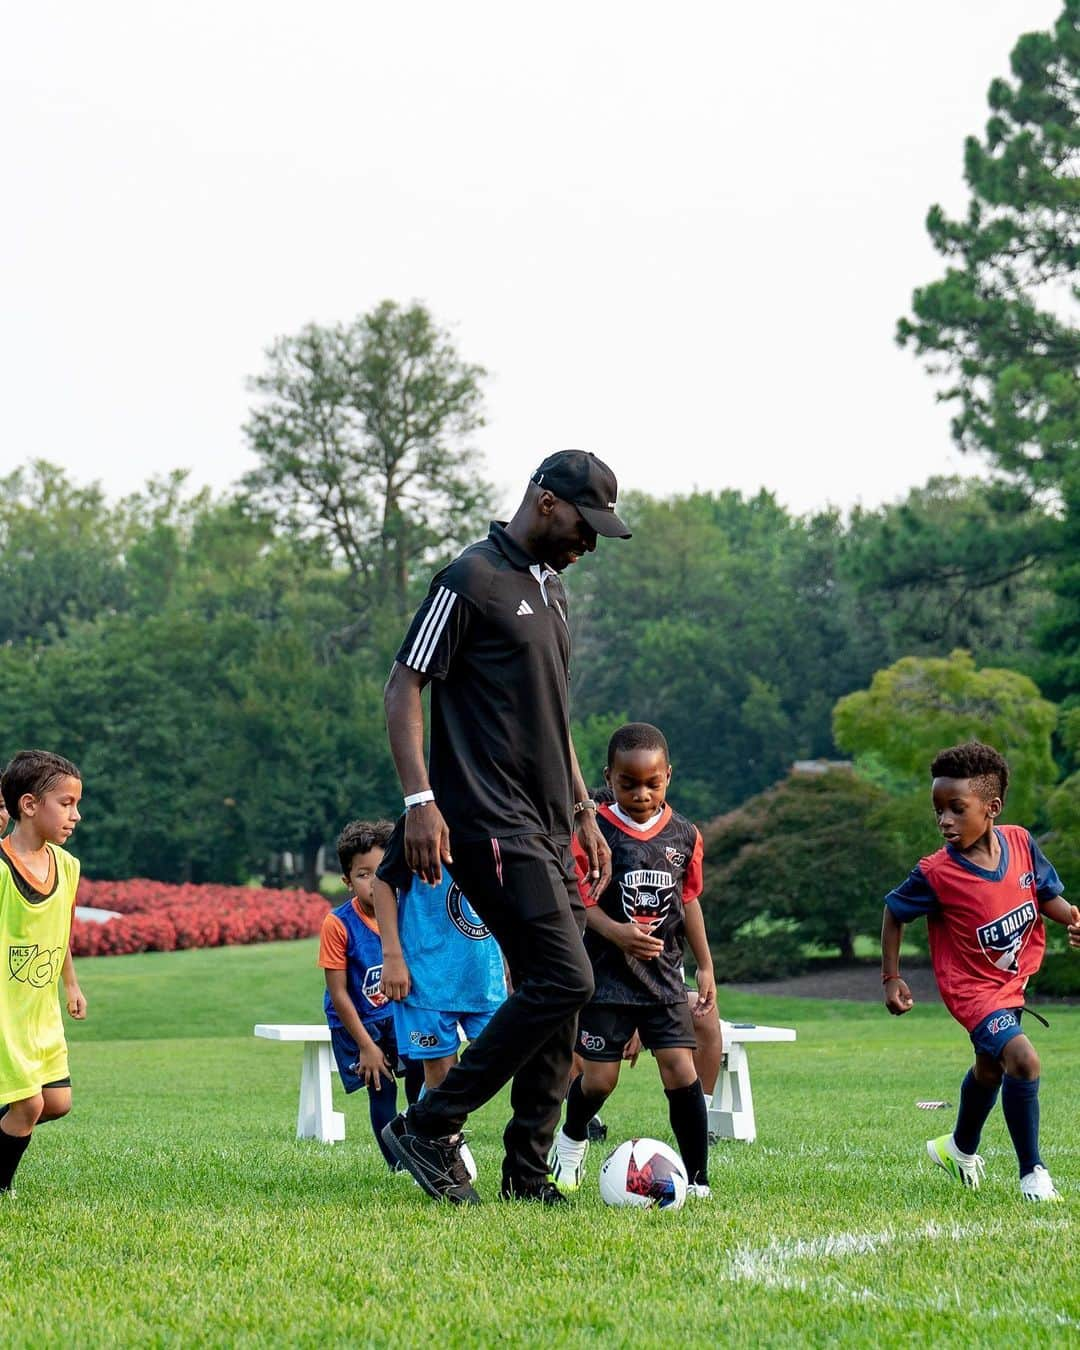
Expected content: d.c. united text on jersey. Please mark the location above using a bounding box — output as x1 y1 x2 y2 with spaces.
885 824 1064 1031
572 804 703 1006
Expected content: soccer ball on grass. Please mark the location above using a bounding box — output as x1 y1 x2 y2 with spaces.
598 1138 687 1210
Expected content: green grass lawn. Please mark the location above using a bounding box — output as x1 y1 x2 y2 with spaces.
1 942 1077 1348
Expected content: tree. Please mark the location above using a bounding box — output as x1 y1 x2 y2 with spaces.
244 301 493 618
832 649 1059 823
700 768 905 962
0 462 128 644
897 3 1079 695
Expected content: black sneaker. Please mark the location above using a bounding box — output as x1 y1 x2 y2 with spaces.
381 1113 480 1205
586 1114 608 1143
500 1176 569 1205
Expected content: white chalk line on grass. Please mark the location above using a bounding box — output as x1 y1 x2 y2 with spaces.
724 1216 1078 1330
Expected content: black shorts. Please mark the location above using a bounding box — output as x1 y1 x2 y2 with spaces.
576 1000 695 1061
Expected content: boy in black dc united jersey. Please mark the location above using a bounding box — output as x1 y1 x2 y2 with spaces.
553 723 716 1196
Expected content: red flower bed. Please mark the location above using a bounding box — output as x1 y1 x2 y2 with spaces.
71 879 330 957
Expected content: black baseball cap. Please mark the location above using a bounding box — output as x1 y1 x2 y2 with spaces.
531 450 632 539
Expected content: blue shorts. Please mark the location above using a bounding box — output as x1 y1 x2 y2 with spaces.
330 1018 402 1094
393 1004 495 1059
969 1007 1026 1059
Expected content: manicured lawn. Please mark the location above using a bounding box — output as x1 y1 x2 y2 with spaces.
1 941 1077 1347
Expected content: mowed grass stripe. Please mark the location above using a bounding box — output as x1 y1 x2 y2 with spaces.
1 941 1077 1347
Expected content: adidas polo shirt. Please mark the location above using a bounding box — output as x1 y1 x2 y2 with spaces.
396 522 574 845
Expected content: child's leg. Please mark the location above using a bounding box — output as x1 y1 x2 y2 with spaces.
655 1048 709 1186
38 1085 72 1124
563 1060 620 1141
367 1074 400 1169
952 1054 1002 1156
0 1093 44 1191
401 1056 425 1106
688 992 723 1098
421 1055 459 1093
1000 1035 1042 1177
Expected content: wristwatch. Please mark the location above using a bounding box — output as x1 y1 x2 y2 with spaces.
573 799 599 816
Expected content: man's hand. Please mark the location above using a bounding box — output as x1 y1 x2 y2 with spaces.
380 953 411 1001
883 976 914 1015
1067 904 1080 950
352 1042 395 1090
65 984 87 1019
693 968 716 1016
404 802 453 886
575 811 611 901
614 920 664 960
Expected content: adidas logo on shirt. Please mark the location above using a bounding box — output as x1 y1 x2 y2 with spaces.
516 600 534 616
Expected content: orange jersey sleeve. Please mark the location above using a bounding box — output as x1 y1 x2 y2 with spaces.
682 828 704 904
317 912 348 970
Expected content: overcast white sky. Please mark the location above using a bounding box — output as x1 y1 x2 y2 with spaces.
0 1 1060 518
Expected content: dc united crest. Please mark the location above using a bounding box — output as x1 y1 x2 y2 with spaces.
446 882 488 941
619 868 678 926
976 901 1037 974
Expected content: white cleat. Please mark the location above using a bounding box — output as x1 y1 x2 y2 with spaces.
686 1183 712 1199
926 1134 986 1190
1019 1165 1062 1202
550 1129 588 1191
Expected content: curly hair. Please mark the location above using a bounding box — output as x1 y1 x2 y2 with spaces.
606 721 670 768
336 819 395 874
930 741 1009 804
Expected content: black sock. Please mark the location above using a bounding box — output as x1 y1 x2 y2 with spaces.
1001 1074 1042 1177
0 1122 31 1191
953 1068 1000 1156
666 1080 708 1186
564 1074 608 1142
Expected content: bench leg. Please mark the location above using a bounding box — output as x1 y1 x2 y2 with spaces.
707 1042 757 1143
297 1042 346 1144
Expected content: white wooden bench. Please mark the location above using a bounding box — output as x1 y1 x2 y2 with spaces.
254 1024 345 1144
256 1017 796 1147
709 1020 796 1144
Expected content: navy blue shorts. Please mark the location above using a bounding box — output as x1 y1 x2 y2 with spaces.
330 1018 402 1094
969 1007 1026 1058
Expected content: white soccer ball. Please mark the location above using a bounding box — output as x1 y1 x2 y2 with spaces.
598 1138 687 1210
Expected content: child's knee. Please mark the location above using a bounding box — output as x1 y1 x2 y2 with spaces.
972 1056 1002 1088
39 1090 72 1122
583 1061 619 1097
3 1093 44 1133
656 1048 698 1090
1003 1037 1040 1080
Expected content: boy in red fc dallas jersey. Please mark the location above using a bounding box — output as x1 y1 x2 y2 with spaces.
882 741 1080 1202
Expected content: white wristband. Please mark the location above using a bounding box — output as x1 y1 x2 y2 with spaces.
404 790 435 810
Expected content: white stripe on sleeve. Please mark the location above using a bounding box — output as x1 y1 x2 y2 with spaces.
405 586 458 672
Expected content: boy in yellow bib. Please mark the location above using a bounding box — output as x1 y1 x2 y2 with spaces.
0 750 86 1194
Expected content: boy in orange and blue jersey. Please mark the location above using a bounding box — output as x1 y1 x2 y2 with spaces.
882 741 1080 1202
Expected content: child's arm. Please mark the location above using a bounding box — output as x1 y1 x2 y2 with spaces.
1041 895 1080 947
61 946 86 1019
372 876 411 1000
881 907 914 1014
324 970 394 1087
683 901 715 1016
585 905 665 960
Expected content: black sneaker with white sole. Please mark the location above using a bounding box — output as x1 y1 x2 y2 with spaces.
381 1113 480 1205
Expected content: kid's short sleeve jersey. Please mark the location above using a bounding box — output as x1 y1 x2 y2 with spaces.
884 824 1063 1031
318 900 392 1029
0 840 80 1104
376 818 506 1014
572 804 703 1006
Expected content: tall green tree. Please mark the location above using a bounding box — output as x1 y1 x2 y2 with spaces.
244 300 493 618
833 649 1059 824
897 2 1079 697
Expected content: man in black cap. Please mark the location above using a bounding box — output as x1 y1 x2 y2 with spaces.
380 450 632 1203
